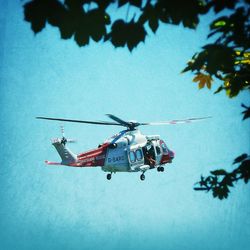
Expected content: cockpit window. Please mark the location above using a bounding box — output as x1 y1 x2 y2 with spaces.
161 142 168 153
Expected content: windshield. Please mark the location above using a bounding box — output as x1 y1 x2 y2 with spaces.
160 140 168 153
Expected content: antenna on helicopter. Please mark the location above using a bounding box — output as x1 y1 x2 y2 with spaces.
60 125 66 145
59 125 76 145
60 125 65 137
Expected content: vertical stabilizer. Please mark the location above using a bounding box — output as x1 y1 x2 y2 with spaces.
52 138 77 165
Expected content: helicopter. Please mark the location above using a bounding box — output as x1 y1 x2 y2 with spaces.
37 114 210 181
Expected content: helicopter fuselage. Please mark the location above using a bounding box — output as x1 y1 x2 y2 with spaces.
48 130 174 175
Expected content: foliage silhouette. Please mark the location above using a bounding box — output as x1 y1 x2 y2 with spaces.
194 154 250 199
23 0 250 96
241 103 250 120
23 0 250 199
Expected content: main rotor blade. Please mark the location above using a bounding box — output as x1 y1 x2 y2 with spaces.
36 117 122 126
106 114 131 127
140 116 212 126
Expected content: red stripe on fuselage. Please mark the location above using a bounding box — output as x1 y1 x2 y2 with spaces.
77 142 109 167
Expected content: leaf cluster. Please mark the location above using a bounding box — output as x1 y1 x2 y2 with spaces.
194 154 250 199
182 2 250 96
194 104 250 200
24 0 111 46
107 19 146 51
23 0 216 51
138 0 208 31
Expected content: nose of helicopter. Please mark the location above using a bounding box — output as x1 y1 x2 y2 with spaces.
160 149 175 164
169 150 175 159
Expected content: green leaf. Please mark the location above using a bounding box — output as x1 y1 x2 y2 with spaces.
110 20 127 47
202 44 235 75
241 104 250 120
24 0 47 33
214 86 224 94
233 154 248 164
74 27 90 46
210 169 228 175
149 17 159 33
238 160 250 184
181 65 192 73
210 17 228 29
221 175 234 187
213 185 229 200
110 19 147 51
58 12 75 39
214 20 226 27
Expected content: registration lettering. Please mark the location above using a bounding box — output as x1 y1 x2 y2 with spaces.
108 155 124 163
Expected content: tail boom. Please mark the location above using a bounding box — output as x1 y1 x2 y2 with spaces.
46 139 109 168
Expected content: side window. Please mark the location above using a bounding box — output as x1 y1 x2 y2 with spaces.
156 146 161 155
129 151 136 163
135 149 143 161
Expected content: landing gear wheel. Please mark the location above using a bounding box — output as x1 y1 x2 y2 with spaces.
107 173 112 180
157 167 164 172
140 174 145 181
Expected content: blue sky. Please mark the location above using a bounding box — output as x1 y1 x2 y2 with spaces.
0 1 250 250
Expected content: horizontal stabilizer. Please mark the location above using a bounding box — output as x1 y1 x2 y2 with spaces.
45 160 62 165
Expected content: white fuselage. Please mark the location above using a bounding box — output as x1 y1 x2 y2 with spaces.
102 130 163 173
